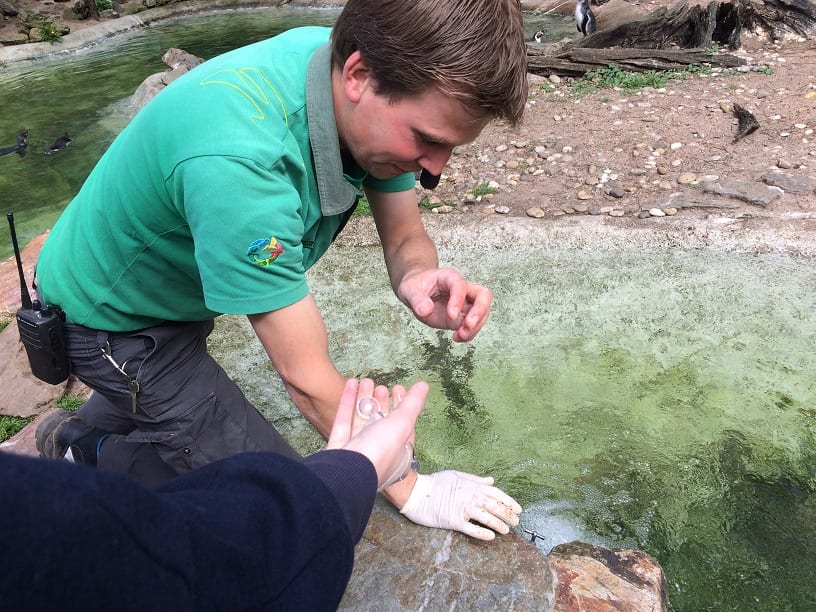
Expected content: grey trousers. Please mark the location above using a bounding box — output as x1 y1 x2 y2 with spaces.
64 319 301 487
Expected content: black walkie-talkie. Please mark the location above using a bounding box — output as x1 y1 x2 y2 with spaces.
6 212 70 384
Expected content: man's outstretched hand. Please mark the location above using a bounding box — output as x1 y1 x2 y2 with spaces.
397 267 492 342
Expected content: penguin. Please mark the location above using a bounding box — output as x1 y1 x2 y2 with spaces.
0 130 29 157
526 30 545 43
44 132 72 155
575 0 596 36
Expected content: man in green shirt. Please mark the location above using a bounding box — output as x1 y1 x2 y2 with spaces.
36 0 529 540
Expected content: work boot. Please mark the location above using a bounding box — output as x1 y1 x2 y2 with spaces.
35 410 107 466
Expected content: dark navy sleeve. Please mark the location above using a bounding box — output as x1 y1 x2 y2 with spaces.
0 449 377 611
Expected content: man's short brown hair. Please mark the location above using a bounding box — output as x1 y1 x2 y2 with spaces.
331 0 528 125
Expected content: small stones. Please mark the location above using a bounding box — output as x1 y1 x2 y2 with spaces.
408 54 809 232
431 205 455 214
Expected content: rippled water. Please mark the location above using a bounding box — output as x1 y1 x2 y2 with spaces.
213 239 816 610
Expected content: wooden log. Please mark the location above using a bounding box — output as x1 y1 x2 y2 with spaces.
527 45 746 77
525 0 816 77
744 0 816 38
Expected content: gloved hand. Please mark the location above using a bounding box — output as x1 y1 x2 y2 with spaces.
399 470 522 541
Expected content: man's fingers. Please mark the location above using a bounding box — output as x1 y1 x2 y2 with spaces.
459 520 497 541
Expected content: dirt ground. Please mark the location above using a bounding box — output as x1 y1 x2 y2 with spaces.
2 0 815 224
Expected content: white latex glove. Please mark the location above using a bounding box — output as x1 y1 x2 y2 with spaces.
399 470 522 541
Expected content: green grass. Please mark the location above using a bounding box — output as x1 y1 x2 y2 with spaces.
39 21 62 43
0 394 83 443
568 63 715 97
0 415 34 443
418 197 456 210
353 193 459 215
705 42 721 56
471 182 499 197
56 394 84 411
352 195 371 216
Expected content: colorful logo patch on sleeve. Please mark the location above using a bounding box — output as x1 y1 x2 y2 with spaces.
247 236 284 267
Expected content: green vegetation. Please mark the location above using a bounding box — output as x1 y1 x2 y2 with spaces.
418 197 456 210
95 0 113 9
0 394 83 443
39 21 62 43
56 394 85 412
471 182 499 197
352 195 371 216
532 82 556 98
0 415 34 443
0 396 83 443
354 193 459 215
568 63 714 97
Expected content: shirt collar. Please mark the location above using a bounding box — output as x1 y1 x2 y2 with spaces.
307 44 360 216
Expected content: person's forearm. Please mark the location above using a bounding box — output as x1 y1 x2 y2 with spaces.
379 467 418 509
282 369 348 438
381 229 438 295
249 300 349 439
369 189 439 294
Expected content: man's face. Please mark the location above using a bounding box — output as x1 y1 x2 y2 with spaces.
336 52 490 181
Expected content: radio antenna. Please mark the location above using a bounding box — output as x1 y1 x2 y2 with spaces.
6 212 33 310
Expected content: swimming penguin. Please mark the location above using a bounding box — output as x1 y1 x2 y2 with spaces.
0 130 29 158
533 30 544 43
575 0 596 36
44 132 72 155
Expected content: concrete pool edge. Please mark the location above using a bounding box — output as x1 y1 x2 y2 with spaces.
338 211 816 257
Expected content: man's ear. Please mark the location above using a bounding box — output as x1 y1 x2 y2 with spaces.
342 50 371 104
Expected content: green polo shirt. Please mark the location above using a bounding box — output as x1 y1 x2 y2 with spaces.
38 27 415 331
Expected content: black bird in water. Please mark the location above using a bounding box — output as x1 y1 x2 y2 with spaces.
575 0 597 36
44 132 72 155
0 130 29 157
